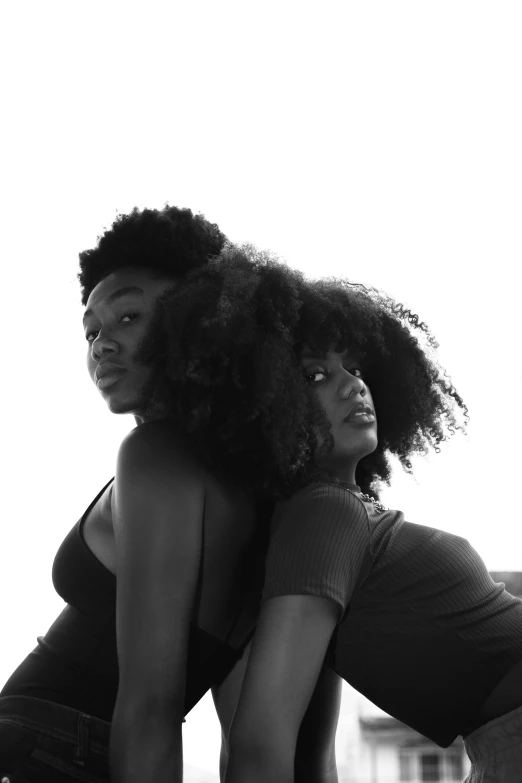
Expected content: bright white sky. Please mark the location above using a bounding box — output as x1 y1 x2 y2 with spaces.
1 1 521 775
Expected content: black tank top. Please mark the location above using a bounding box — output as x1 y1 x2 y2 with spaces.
1 480 268 721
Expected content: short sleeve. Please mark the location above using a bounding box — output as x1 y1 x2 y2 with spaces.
262 483 371 620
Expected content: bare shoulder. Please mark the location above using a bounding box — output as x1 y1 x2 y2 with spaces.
115 421 253 532
114 420 216 507
112 422 209 553
115 421 257 553
118 420 206 474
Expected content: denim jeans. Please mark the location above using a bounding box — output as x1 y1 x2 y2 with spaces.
463 704 522 783
0 696 110 782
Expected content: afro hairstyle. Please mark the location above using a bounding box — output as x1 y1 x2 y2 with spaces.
136 243 468 500
78 205 226 305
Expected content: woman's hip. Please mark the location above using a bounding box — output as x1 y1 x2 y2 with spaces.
0 695 110 782
463 704 522 783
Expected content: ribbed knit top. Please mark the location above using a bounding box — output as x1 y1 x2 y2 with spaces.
262 482 522 747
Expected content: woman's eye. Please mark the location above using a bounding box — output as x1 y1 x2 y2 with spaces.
85 313 139 343
304 368 328 383
120 312 139 324
304 364 365 383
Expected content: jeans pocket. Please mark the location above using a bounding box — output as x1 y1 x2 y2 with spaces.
24 749 109 783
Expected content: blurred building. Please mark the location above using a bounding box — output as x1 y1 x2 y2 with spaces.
183 764 220 783
334 572 522 783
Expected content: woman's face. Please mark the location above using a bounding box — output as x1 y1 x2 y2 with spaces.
301 345 378 482
84 267 174 422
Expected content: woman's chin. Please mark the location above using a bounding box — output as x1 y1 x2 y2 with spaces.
339 434 379 460
319 438 378 474
103 392 144 417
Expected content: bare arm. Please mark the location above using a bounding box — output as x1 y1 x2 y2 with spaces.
109 423 205 783
225 595 339 783
295 666 341 783
214 645 341 783
212 641 253 782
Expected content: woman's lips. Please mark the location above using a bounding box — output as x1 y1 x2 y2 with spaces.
344 412 376 425
96 370 126 390
343 406 376 425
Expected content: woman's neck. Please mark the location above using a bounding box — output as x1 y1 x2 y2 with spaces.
318 457 358 485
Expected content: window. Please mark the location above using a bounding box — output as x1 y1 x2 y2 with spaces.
399 752 414 781
398 747 464 782
421 754 441 782
445 751 463 780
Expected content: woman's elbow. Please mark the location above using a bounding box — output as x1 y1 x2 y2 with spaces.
112 688 185 737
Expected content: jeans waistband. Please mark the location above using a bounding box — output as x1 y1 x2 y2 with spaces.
463 704 522 763
0 695 110 757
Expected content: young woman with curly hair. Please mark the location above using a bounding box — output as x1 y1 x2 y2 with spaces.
0 205 244 783
0 208 344 783
139 245 522 782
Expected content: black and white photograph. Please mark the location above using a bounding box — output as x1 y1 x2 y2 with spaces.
0 3 521 781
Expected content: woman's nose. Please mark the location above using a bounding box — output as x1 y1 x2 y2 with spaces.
338 372 366 399
91 330 119 360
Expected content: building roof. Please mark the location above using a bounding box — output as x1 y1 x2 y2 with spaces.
360 716 406 732
359 716 462 747
490 572 522 598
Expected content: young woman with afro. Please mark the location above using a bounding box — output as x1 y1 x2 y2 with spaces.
0 208 344 783
139 244 522 782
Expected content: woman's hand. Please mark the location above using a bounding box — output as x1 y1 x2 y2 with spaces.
108 422 206 783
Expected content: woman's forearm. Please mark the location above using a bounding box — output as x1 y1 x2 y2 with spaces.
295 759 338 783
225 752 338 783
225 739 338 783
226 742 295 783
226 756 294 783
110 709 183 783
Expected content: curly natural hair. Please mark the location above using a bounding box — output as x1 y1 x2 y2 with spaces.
78 205 226 305
292 278 468 497
138 243 468 501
